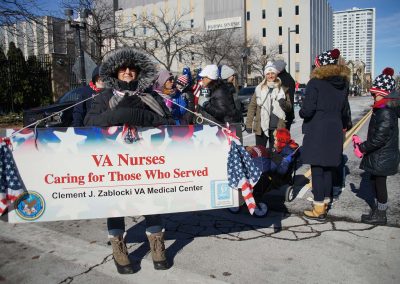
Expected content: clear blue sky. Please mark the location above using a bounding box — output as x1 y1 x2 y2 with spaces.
38 0 399 77
330 0 400 77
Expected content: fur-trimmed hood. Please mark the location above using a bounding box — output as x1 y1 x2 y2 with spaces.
311 64 350 90
311 65 350 80
100 48 158 92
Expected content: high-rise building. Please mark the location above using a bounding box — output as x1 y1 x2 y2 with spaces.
333 7 375 77
116 0 333 84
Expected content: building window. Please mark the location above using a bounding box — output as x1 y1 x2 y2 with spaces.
191 52 195 61
191 19 194 28
263 46 266 55
296 43 299 53
262 28 266 37
278 7 282 17
295 5 299 15
295 62 300 72
279 26 282 36
296 24 299 34
247 11 250 21
179 52 182 62
143 27 147 34
279 44 282 54
247 65 251 74
144 41 147 49
132 28 136 36
155 40 158 48
262 9 266 19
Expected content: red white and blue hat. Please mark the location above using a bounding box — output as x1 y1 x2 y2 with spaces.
314 48 340 67
370 67 396 97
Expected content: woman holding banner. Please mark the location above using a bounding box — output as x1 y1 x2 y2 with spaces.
84 48 173 274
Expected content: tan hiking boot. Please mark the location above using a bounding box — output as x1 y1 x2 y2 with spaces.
304 202 327 221
147 231 170 270
109 235 135 274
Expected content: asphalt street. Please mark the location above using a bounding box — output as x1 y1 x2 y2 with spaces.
1 95 399 284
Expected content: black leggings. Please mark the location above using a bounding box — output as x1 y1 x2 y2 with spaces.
311 165 335 202
370 175 388 203
255 129 275 149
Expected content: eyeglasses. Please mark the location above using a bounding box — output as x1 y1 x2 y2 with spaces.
118 66 136 72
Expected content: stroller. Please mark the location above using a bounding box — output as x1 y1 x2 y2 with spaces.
229 129 299 217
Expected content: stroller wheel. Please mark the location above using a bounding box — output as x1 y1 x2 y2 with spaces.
284 185 295 202
253 202 268 217
228 206 241 214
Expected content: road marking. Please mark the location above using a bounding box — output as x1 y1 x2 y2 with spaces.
296 110 372 198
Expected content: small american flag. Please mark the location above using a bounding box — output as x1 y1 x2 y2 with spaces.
0 142 27 215
227 140 262 215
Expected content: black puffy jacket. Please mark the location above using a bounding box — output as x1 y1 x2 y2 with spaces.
199 80 242 124
359 105 400 176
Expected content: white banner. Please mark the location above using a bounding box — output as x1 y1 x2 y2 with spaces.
3 125 239 223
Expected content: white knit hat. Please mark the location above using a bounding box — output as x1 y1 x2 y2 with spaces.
264 61 278 75
220 65 235 80
199 64 219 80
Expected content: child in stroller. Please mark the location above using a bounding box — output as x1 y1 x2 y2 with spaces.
229 128 299 216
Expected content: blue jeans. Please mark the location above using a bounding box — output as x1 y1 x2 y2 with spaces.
107 214 163 237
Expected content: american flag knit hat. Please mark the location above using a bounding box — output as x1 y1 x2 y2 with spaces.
314 48 340 67
370 67 396 97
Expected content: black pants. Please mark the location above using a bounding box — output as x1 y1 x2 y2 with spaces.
107 215 163 236
370 175 388 203
311 165 335 202
255 129 275 149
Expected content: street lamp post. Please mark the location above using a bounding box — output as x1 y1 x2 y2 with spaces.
65 8 89 86
287 27 296 75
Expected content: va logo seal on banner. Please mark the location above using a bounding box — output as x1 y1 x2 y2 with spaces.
210 180 234 208
14 191 45 221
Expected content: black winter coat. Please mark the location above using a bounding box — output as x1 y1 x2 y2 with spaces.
84 88 173 127
199 81 242 124
278 70 296 123
83 47 173 127
300 65 350 167
359 106 400 176
72 85 100 127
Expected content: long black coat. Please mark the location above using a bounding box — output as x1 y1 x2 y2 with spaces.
278 69 296 123
299 65 350 167
359 106 400 176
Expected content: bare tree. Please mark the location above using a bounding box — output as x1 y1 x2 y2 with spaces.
195 29 243 65
117 8 199 71
247 41 280 78
0 0 44 26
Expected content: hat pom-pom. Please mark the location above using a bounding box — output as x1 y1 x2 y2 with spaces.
331 49 340 59
382 67 394 76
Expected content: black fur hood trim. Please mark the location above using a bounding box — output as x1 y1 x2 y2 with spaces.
99 48 158 91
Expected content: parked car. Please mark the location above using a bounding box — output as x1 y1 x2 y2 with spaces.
23 87 86 127
237 86 256 115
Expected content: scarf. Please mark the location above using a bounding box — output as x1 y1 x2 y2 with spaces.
109 90 166 117
372 98 391 109
255 82 286 136
89 81 102 93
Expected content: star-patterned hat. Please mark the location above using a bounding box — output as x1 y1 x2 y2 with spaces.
314 48 340 67
370 67 396 97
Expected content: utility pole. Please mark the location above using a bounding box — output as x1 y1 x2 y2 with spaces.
65 8 89 86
